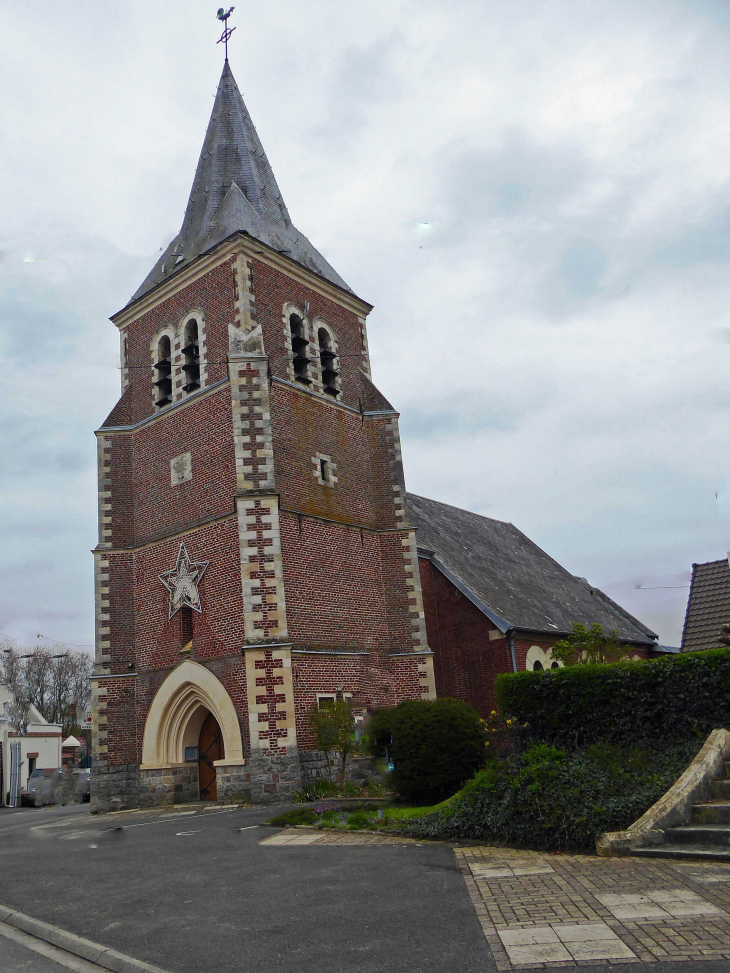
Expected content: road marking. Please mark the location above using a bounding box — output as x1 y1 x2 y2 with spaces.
237 825 260 830
176 830 201 836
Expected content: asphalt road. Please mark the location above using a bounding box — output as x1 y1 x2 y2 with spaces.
0 803 490 973
3 803 730 973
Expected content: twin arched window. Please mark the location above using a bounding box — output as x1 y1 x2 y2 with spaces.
153 317 202 410
287 311 340 397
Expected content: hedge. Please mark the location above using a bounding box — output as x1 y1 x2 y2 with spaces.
495 647 730 748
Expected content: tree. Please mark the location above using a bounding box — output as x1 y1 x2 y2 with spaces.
308 698 355 782
550 623 631 666
0 644 31 735
0 645 93 734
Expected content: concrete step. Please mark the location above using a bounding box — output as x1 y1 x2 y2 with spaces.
713 779 730 800
666 824 730 845
636 843 730 863
692 801 730 825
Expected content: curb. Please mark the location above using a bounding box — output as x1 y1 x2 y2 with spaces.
0 904 170 973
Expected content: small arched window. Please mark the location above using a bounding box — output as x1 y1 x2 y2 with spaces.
532 660 543 671
290 314 311 384
182 319 201 394
318 327 339 397
154 335 172 408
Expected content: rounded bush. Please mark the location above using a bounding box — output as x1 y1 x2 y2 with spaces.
368 697 485 804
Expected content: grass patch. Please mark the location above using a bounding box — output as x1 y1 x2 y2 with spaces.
266 795 457 832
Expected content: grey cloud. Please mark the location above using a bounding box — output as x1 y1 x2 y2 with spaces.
556 237 607 300
439 130 594 230
311 35 404 146
400 392 530 441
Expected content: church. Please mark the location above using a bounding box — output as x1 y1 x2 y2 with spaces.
92 59 659 810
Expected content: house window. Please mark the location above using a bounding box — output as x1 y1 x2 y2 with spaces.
27 757 36 778
154 335 172 408
318 327 339 397
290 314 311 384
182 319 201 394
317 692 352 710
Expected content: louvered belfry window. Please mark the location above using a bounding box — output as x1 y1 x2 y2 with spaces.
290 314 311 384
182 319 201 394
154 335 172 408
318 328 339 397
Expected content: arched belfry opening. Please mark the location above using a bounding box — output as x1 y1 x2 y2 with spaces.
141 661 243 801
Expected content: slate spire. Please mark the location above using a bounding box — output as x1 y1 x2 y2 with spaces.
131 62 350 302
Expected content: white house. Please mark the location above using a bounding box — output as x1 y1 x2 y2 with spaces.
0 683 62 805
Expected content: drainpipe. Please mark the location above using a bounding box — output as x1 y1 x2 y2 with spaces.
507 629 518 673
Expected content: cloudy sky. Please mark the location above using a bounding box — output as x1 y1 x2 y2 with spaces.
2 0 730 651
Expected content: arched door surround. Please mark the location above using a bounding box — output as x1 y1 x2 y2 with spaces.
141 660 244 768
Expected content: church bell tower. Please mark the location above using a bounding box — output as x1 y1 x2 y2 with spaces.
92 56 436 809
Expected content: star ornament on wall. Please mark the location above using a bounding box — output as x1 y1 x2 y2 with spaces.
159 542 210 618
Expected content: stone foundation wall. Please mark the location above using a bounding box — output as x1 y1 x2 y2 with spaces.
92 750 308 811
216 764 251 803
91 762 199 813
246 749 301 803
299 751 375 785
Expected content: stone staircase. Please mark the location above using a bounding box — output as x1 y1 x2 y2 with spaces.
637 762 730 862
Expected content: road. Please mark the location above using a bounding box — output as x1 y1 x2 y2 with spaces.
3 802 730 973
0 802 489 973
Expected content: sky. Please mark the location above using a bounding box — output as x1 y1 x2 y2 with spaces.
2 0 730 650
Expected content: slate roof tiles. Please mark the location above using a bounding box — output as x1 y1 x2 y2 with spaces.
406 493 657 643
130 62 351 305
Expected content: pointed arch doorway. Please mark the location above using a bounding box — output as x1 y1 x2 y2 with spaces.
198 711 223 800
141 660 245 803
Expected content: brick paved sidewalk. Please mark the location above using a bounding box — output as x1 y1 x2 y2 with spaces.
261 827 730 968
457 845 730 969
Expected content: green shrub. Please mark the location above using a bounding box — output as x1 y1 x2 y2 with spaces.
495 647 730 748
267 806 318 827
402 739 700 850
292 779 340 803
367 697 485 804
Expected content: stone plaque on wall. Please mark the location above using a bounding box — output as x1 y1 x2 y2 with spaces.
170 451 192 486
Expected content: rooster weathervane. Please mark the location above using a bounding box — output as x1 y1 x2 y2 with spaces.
217 7 236 60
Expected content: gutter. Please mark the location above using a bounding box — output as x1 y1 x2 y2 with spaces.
507 629 518 673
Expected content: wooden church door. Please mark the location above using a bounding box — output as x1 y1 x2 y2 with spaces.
198 712 223 800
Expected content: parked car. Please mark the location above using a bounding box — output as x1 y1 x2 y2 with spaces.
23 768 62 806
